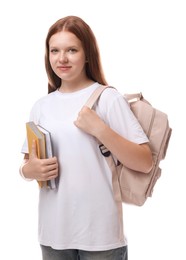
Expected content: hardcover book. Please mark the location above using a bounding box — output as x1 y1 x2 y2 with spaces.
37 125 57 189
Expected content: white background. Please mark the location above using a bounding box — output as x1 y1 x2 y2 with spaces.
0 0 185 259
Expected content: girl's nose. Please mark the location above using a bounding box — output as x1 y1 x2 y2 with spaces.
59 52 68 63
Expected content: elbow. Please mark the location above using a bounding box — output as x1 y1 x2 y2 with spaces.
143 155 154 174
140 143 154 174
143 161 153 174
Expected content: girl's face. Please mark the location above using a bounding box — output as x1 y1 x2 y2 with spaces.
49 31 87 86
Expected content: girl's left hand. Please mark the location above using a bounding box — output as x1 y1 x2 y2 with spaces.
74 106 106 137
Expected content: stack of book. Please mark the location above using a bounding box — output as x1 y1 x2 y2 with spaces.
26 121 57 189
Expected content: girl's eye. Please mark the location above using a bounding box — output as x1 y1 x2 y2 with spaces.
68 48 77 53
50 49 58 53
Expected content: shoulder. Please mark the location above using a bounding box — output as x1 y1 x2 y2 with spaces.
31 91 57 108
100 86 121 98
98 85 129 110
29 91 57 121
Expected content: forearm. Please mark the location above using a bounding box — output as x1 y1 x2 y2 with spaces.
19 158 33 181
95 123 153 173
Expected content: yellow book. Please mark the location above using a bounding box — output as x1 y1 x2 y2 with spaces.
26 121 46 188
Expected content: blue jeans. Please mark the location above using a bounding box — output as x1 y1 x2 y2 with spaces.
40 245 128 260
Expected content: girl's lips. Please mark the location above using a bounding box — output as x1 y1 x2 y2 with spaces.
57 66 71 71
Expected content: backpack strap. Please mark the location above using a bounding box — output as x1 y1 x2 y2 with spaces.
85 85 122 203
124 92 143 101
85 85 109 109
124 92 151 105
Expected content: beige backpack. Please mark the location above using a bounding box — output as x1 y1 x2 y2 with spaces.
86 86 172 206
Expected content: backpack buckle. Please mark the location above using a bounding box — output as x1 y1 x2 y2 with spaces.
99 144 111 157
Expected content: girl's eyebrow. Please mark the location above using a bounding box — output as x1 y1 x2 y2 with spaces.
49 44 80 49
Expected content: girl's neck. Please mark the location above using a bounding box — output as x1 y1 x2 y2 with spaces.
58 79 95 93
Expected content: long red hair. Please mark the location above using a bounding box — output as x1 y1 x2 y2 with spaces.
45 16 108 93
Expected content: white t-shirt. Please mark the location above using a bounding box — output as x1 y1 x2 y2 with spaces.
21 82 148 251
